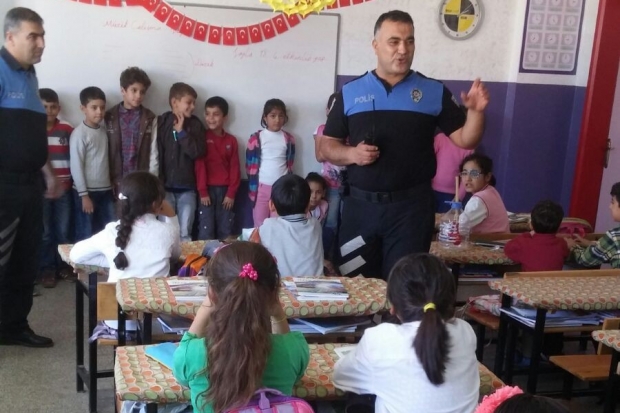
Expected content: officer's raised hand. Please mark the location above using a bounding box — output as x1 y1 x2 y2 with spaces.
461 78 489 112
353 141 380 166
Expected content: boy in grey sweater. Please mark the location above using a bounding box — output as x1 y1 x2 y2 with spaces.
70 87 115 241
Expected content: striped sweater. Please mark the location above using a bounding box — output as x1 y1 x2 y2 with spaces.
245 129 295 205
48 119 74 191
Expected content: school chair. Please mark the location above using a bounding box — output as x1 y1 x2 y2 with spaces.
550 317 620 400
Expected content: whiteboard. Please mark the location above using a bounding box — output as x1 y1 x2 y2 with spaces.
13 0 339 177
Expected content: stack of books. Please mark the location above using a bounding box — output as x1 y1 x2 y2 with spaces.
501 306 603 328
508 213 530 224
167 279 208 301
283 278 349 301
288 317 371 335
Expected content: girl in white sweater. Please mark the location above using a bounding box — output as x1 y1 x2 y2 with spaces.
70 171 181 282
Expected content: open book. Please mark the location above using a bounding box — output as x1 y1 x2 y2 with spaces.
284 278 349 301
167 279 208 301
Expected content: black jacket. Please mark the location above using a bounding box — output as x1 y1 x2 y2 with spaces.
157 112 206 190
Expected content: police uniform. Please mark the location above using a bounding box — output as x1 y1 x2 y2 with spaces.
0 47 48 337
324 70 466 279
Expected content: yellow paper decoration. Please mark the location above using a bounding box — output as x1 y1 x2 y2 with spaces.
260 0 337 17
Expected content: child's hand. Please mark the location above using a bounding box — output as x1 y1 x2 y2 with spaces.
324 259 337 276
159 199 176 217
222 196 234 211
573 235 595 247
201 196 211 206
173 112 185 133
81 195 94 214
564 237 577 249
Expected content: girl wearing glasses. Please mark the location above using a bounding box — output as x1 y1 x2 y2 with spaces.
459 154 510 233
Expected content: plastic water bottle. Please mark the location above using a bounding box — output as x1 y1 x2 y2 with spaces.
438 201 470 249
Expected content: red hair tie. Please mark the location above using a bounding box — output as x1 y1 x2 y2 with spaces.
239 263 258 281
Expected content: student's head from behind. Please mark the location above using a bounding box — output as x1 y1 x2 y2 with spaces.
325 93 338 117
113 171 165 271
120 67 151 110
204 96 228 134
372 10 415 80
39 88 60 124
203 241 280 412
79 86 106 128
531 200 564 234
610 182 620 223
269 174 311 217
261 98 288 132
460 153 494 194
387 253 455 385
306 172 327 209
4 7 44 67
169 82 197 118
494 394 570 413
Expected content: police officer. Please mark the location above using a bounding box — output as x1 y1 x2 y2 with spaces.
320 10 489 279
0 8 59 347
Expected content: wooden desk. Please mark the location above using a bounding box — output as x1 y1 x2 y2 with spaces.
489 276 620 394
592 330 620 413
114 343 505 411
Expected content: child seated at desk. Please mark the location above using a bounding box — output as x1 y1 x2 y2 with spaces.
504 200 569 271
333 253 479 413
250 174 324 277
173 242 309 413
568 182 620 269
70 171 181 282
459 154 510 234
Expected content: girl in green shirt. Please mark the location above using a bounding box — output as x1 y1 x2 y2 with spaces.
172 242 309 413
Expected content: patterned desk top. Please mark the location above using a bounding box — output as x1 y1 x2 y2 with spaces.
430 241 515 266
592 330 620 352
489 276 620 310
58 241 207 275
117 276 388 318
114 343 504 404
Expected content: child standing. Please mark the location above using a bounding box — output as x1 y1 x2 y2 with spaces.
173 242 309 413
246 99 295 227
505 200 569 271
70 171 180 283
195 96 240 240
158 82 206 241
38 88 74 288
305 172 329 224
333 253 479 413
70 87 115 241
105 67 158 192
459 154 510 234
432 131 474 213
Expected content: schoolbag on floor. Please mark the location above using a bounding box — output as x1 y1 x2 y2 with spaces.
178 254 207 277
225 388 314 413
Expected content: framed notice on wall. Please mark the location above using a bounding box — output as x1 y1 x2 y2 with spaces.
520 0 585 75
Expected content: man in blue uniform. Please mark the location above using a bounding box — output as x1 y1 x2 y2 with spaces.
320 10 489 279
0 8 59 347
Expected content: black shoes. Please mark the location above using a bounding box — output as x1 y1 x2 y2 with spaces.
0 328 54 348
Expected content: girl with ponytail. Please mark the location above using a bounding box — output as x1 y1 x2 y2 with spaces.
333 253 479 413
173 241 309 413
70 171 180 282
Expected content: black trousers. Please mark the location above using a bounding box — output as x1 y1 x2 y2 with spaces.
338 184 435 280
197 185 234 240
0 178 43 335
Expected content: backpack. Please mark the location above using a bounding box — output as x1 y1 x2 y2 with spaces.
558 221 589 238
225 388 314 413
178 254 207 277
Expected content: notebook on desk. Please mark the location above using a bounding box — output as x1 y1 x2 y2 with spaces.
144 342 179 370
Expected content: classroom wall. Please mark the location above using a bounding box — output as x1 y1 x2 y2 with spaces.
3 0 598 216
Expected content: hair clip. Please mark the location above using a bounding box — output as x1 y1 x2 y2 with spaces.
118 193 128 200
474 386 523 413
239 263 258 281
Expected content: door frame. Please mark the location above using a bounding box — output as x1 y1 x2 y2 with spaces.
569 0 620 225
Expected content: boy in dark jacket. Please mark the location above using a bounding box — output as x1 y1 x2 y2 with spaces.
158 82 206 241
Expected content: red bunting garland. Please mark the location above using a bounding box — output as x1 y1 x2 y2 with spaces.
68 0 373 45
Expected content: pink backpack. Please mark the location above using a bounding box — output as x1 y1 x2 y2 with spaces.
225 388 314 413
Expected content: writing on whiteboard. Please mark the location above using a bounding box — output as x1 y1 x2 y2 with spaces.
103 19 163 32
233 47 326 64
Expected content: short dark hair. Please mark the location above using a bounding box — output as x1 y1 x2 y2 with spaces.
459 153 493 175
305 172 327 192
205 96 229 116
168 82 197 107
531 200 564 234
4 7 43 39
374 10 413 36
39 88 58 104
120 67 151 90
611 182 620 201
79 86 106 106
270 174 310 216
495 394 570 413
261 98 288 128
387 253 455 385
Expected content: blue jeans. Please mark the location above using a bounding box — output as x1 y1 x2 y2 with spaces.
197 186 234 240
73 189 116 242
166 190 196 242
40 190 72 271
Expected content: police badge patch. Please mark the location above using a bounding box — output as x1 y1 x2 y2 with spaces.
411 88 423 103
